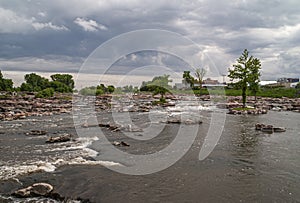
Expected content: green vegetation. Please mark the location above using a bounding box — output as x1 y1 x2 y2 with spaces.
194 68 207 89
182 71 195 88
140 75 172 103
50 74 74 89
232 107 253 111
0 71 13 91
35 88 54 98
182 68 207 90
228 49 261 107
79 84 115 96
20 73 74 93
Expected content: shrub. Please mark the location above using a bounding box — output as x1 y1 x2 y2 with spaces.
35 88 54 98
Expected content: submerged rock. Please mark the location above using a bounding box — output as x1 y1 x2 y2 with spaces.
113 141 130 147
46 133 72 143
26 130 47 136
255 123 286 133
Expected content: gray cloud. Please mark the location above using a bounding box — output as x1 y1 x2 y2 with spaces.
0 0 299 80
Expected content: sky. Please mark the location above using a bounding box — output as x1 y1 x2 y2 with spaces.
0 0 300 86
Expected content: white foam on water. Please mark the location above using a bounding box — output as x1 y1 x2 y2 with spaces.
0 195 62 203
0 135 124 181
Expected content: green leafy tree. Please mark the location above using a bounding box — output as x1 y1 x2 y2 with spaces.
194 68 206 89
50 74 74 89
0 71 13 91
49 81 73 93
183 71 195 88
107 85 115 93
35 88 54 98
21 73 50 92
141 74 172 102
228 49 261 107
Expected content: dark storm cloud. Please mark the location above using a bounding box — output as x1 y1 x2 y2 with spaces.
0 0 299 79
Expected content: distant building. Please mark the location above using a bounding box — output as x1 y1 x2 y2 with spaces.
174 78 226 89
203 78 219 85
259 81 277 86
277 78 299 83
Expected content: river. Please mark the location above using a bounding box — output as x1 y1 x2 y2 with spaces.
0 101 299 202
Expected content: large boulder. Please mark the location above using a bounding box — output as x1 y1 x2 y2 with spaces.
13 183 53 197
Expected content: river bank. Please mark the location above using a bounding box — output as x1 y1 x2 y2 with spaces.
0 93 299 121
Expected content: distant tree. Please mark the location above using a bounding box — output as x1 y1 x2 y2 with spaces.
228 49 261 107
79 84 115 96
49 81 72 93
35 88 54 98
194 68 206 89
141 74 172 102
50 74 74 89
107 85 115 93
0 71 13 91
183 71 195 88
21 73 50 92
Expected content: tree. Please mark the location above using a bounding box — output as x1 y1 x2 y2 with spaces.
183 71 195 88
140 74 172 102
107 85 115 93
0 71 13 91
35 88 54 98
50 74 74 89
49 81 73 93
194 68 206 89
228 49 261 107
21 73 50 92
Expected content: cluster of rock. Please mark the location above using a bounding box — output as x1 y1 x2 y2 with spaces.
25 130 73 144
255 123 286 133
0 95 72 121
164 115 203 125
13 182 91 202
227 96 300 112
82 121 143 132
46 133 72 143
228 107 268 115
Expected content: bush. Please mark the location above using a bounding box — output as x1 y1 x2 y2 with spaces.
35 88 54 98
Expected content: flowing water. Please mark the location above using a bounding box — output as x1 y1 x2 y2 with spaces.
0 100 299 202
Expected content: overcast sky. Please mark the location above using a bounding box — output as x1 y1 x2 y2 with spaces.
1 0 300 82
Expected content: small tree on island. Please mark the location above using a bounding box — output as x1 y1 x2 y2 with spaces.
228 49 261 107
140 74 172 103
182 71 195 88
194 68 206 89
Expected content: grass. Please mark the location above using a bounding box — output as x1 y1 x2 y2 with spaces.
232 107 253 111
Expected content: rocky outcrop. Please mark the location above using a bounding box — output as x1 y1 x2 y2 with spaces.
46 134 72 143
228 108 268 115
113 141 130 147
0 94 72 121
25 130 47 136
255 123 286 133
14 183 53 198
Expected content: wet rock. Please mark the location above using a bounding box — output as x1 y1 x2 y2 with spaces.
26 130 47 136
273 127 286 132
13 183 53 198
14 186 32 197
113 141 130 147
255 123 286 133
31 183 53 196
46 133 72 143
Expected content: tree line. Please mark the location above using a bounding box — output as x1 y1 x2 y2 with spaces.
0 71 75 98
